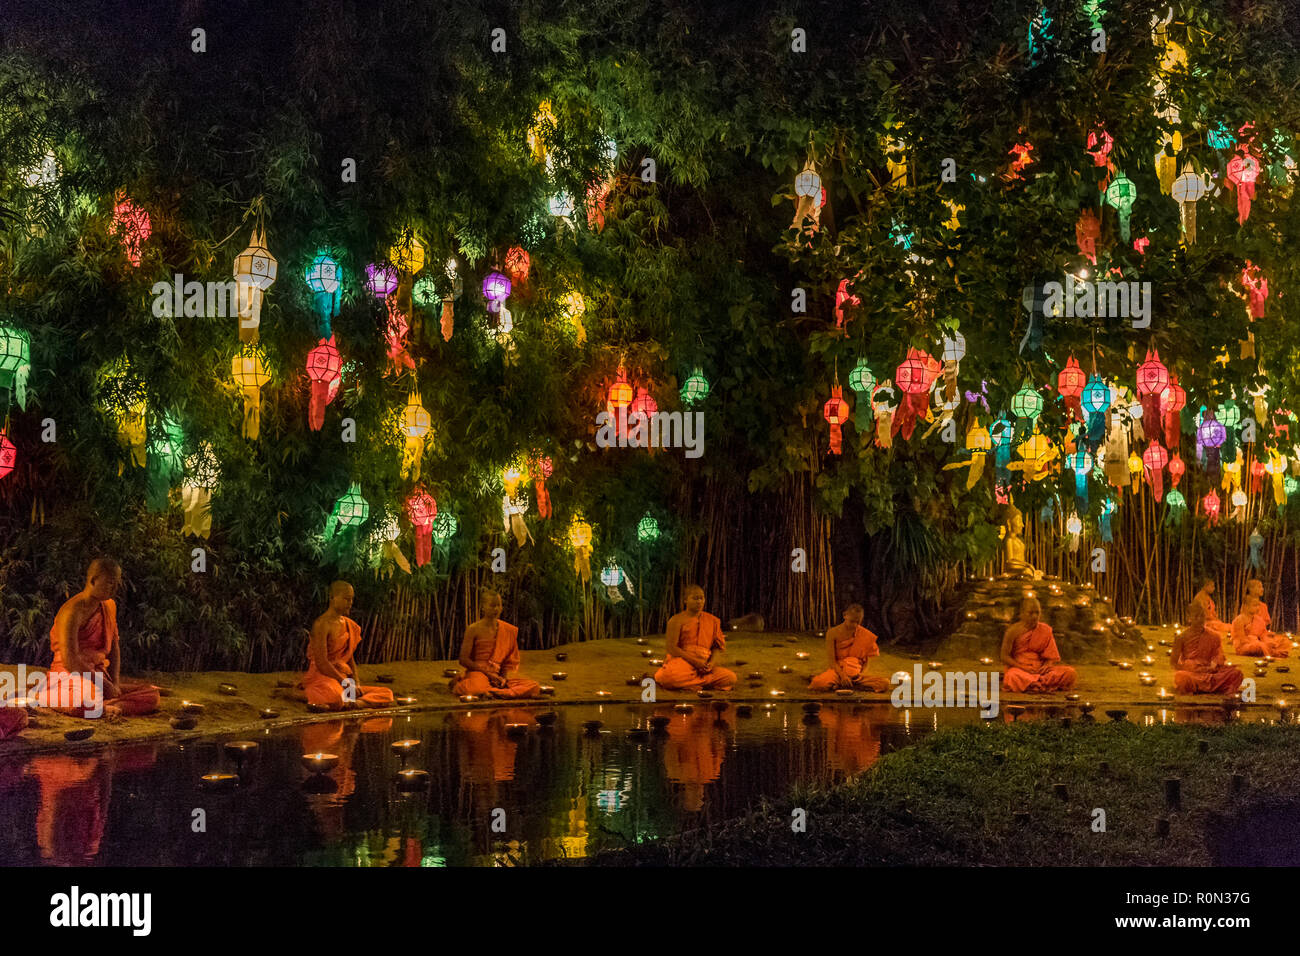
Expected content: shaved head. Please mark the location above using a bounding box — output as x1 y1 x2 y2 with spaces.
1186 600 1207 626
87 557 121 584
329 580 353 599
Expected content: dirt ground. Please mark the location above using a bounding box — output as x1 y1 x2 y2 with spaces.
1 624 1293 757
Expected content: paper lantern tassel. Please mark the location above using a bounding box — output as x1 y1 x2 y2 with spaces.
181 486 212 538
574 545 592 584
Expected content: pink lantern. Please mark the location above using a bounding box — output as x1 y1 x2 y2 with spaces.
1058 355 1087 421
529 455 553 518
1226 148 1261 224
1135 349 1169 445
1086 127 1113 167
111 192 151 267
834 278 861 327
1203 489 1221 526
0 430 16 481
305 335 342 431
629 387 658 419
891 348 932 441
1142 440 1169 502
1160 376 1186 453
505 247 531 285
405 487 437 567
1242 261 1268 318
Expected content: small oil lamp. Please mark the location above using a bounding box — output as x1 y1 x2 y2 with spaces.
641 649 654 658
795 652 810 660
769 689 787 698
1140 675 1157 687
594 690 612 698
979 657 994 666
674 703 694 713
539 685 556 695
223 740 259 774
443 668 459 678
778 665 793 674
555 653 568 662
181 700 205 715
391 739 420 768
394 769 430 792
301 752 340 775
258 708 279 720
200 772 239 792
395 695 418 706
459 695 480 704
552 672 567 681
218 683 238 696
926 661 943 669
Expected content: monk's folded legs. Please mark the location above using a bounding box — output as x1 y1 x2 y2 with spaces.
1003 664 1076 693
654 658 735 691
304 674 394 710
1174 667 1244 695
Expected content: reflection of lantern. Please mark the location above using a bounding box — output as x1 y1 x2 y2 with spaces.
681 367 710 407
569 517 593 583
1058 355 1086 420
637 514 660 543
399 392 431 480
405 487 437 567
529 455 554 518
1143 440 1169 501
233 228 277 343
1104 173 1136 241
231 345 271 440
0 324 31 411
0 430 16 481
1135 349 1169 445
182 442 220 538
482 272 511 312
366 263 398 299
305 336 343 431
823 385 850 454
304 252 341 338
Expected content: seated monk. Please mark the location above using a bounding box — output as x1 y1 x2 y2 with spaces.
0 703 29 740
654 584 736 692
1000 597 1077 693
452 589 540 699
301 581 395 710
33 558 159 718
809 604 890 693
1192 578 1232 638
1231 595 1291 658
1243 579 1291 657
1172 600 1244 695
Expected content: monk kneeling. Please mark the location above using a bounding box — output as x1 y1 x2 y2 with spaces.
452 589 540 699
1173 600 1244 696
1000 597 1077 693
654 585 736 692
809 604 890 693
302 581 395 710
35 558 159 718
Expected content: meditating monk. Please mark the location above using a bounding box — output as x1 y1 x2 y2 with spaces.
809 604 890 692
1243 579 1291 657
34 558 159 718
654 584 736 692
452 589 540 699
301 581 395 710
1231 595 1291 658
1000 597 1077 693
1172 600 1244 695
1192 578 1232 637
0 703 29 740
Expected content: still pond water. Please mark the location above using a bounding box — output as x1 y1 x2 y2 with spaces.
0 702 1225 866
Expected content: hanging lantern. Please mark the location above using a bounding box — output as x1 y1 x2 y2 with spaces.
399 392 431 480
1099 497 1116 541
1154 131 1182 196
1135 349 1169 446
1065 513 1083 553
629 387 658 420
569 516 593 583
1170 168 1208 243
637 513 660 543
608 367 633 410
482 272 511 312
181 442 220 538
304 252 342 338
1081 374 1111 447
1011 381 1044 428
0 430 16 481
549 191 575 219
504 247 531 286
1066 449 1093 507
1076 209 1101 264
1203 489 1221 526
528 455 554 519
369 512 412 575
231 345 271 440
502 492 531 547
1104 173 1137 241
383 297 416 376
324 482 370 542
1058 355 1086 421
1142 440 1169 502
1165 488 1187 525
943 421 991 490
847 359 875 431
233 228 277 343
440 259 461 342
1241 261 1268 319
1161 376 1186 453
561 290 587 346
1218 401 1241 463
891 348 933 441
990 416 1015 478
413 276 440 310
834 278 861 327
681 367 710 407
305 335 343 431
823 385 850 454
110 192 151 268
1085 127 1113 167
101 369 147 469
365 263 398 299
586 179 612 231
1267 453 1288 506
792 161 822 232
1207 121 1237 150
1169 454 1186 489
528 101 556 165
405 487 437 567
872 384 898 449
1198 410 1228 484
388 233 425 275
0 324 32 412
941 332 966 365
1014 431 1057 481
600 561 625 587
431 511 458 547
1226 148 1261 224
1230 488 1248 521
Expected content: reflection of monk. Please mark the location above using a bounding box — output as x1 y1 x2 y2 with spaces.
28 754 113 865
1192 579 1232 638
301 582 395 710
300 718 390 842
654 584 736 692
1173 601 1244 696
820 707 881 776
1000 598 1077 692
0 704 29 740
452 590 540 699
35 558 159 718
657 706 726 812
809 605 890 692
455 708 535 784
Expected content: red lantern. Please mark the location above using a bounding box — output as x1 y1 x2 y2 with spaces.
1076 210 1101 264
834 278 861 328
891 348 932 441
1203 489 1221 526
305 335 342 431
1160 375 1186 453
587 180 612 231
1251 459 1267 495
629 387 658 419
1169 454 1186 489
405 487 437 567
1242 261 1268 318
529 455 553 518
505 247 531 286
823 385 850 455
1226 148 1260 224
1058 355 1086 421
1142 440 1169 502
1136 349 1169 445
0 430 15 481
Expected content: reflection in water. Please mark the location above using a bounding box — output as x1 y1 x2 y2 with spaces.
0 703 1241 867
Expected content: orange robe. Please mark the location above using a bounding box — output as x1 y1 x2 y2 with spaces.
1002 622 1077 692
1231 604 1290 657
302 616 395 710
809 624 890 692
1173 626 1244 695
654 612 736 691
29 754 111 865
34 600 159 717
820 707 881 776
659 707 726 812
0 705 28 740
452 621 540 699
1199 595 1232 637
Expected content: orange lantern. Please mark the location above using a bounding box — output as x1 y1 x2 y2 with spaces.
823 385 850 455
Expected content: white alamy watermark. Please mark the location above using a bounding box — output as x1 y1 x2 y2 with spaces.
596 406 705 459
890 664 1000 718
151 274 258 322
1042 274 1152 329
50 886 151 936
2 664 105 718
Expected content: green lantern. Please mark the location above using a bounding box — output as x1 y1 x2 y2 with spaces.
325 482 369 541
848 358 876 430
413 275 440 309
0 324 31 411
431 511 458 544
1286 476 1299 499
637 514 660 543
680 367 710 406
1104 173 1137 241
1011 382 1044 422
145 413 186 511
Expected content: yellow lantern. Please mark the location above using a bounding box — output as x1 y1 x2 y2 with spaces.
569 516 593 583
389 232 425 275
561 290 587 346
399 392 431 480
1128 451 1143 494
231 345 271 440
528 101 557 167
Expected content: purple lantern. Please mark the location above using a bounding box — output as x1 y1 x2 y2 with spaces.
482 271 511 312
1197 410 1227 484
365 263 399 299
